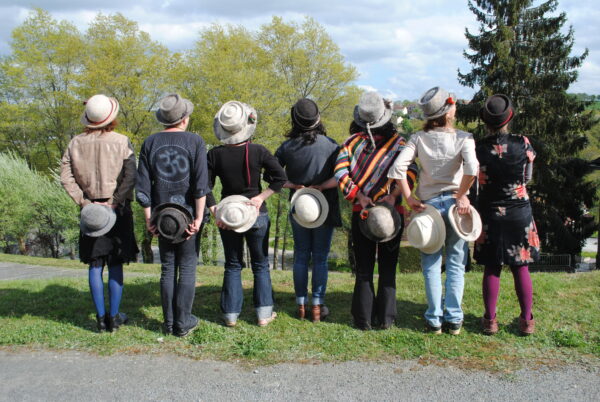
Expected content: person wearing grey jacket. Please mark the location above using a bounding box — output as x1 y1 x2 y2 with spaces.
61 94 138 333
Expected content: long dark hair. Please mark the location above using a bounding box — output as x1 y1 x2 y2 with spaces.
286 121 327 145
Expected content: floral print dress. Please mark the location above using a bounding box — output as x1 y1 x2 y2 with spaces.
474 133 540 266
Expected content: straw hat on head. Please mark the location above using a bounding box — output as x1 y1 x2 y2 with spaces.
448 205 482 242
81 94 120 129
290 188 329 228
156 93 194 126
80 204 117 237
406 205 446 254
150 203 193 244
213 101 257 145
215 195 258 233
418 86 456 121
358 203 402 243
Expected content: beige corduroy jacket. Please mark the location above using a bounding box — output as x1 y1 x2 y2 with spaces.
60 130 136 207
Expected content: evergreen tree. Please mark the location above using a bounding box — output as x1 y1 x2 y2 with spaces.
458 0 597 258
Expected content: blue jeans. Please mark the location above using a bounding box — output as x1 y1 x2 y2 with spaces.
158 233 198 332
421 192 466 327
219 214 273 321
290 217 334 306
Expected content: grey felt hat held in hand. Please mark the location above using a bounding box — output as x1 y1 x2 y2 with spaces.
80 204 117 237
419 86 456 120
81 94 120 129
150 203 194 244
290 188 329 229
156 93 194 126
358 203 402 243
213 101 257 145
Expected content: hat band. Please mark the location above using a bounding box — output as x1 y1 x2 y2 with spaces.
494 109 513 128
292 110 321 130
85 99 116 125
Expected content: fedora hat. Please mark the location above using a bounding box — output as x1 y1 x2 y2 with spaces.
418 87 456 121
156 93 194 126
290 188 329 228
480 94 514 128
353 92 393 130
81 94 119 129
448 205 482 242
291 98 321 130
80 204 117 237
150 203 193 244
213 101 257 145
358 203 402 243
215 195 258 233
406 205 446 254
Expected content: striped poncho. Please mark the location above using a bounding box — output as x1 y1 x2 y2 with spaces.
335 131 417 212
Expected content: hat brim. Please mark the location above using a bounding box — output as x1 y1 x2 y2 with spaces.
81 97 120 129
155 99 194 126
80 207 117 237
290 188 329 229
358 203 402 243
213 118 256 145
150 202 194 243
407 205 446 254
353 105 393 129
215 195 258 233
448 205 482 242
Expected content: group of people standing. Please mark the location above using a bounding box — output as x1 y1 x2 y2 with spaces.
60 85 540 338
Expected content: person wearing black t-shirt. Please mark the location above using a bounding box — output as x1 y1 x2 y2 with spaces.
206 101 286 327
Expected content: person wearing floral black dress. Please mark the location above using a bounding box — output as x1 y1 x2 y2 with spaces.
474 94 540 336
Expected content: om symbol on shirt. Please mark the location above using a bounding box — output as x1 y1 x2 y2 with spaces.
154 145 189 183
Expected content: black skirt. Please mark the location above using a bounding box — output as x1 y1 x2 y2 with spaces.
79 202 139 265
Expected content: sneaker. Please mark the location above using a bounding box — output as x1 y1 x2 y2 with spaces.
518 316 535 336
425 322 442 335
224 319 237 328
481 316 498 335
257 312 277 327
175 315 199 337
106 312 128 333
445 321 462 335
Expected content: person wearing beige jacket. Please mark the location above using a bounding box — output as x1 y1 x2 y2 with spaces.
60 94 138 333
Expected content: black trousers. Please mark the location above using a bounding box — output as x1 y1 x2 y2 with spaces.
351 212 403 328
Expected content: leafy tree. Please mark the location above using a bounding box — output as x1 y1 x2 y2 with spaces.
458 0 597 258
0 8 83 171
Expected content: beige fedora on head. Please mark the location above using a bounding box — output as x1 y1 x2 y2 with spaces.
406 205 446 254
448 205 482 242
215 195 258 233
81 94 120 129
290 188 329 229
213 101 257 144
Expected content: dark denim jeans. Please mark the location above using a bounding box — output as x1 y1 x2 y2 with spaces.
219 214 273 321
158 233 198 332
290 216 334 306
351 211 403 328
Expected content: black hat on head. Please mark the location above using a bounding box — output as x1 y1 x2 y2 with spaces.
150 203 193 244
291 98 320 130
480 94 514 128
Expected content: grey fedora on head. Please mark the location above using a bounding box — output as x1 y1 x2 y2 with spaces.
419 87 456 120
156 93 194 126
358 203 402 243
150 203 193 244
80 204 117 237
353 92 393 129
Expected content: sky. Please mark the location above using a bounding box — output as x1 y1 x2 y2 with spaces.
0 0 597 101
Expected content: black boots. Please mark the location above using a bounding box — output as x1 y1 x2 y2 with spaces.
96 314 107 332
106 312 129 332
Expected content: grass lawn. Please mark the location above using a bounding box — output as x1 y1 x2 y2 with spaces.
0 254 598 372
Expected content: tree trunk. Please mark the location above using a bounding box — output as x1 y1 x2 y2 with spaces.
272 195 282 270
18 237 27 255
141 230 154 263
596 211 600 270
281 211 289 270
211 224 218 266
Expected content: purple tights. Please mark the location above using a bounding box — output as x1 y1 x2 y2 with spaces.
483 264 533 320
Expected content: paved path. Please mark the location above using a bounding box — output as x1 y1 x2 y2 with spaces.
0 262 88 281
0 350 598 401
